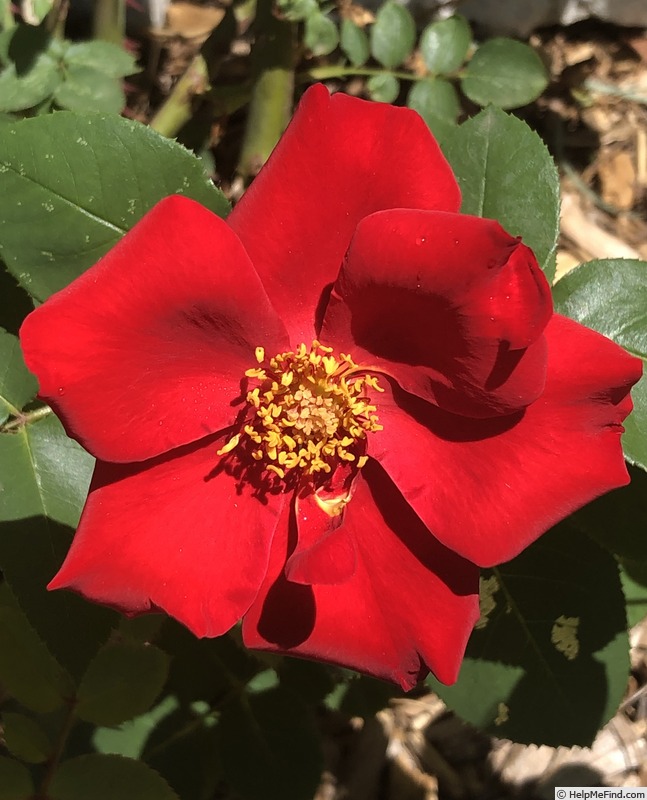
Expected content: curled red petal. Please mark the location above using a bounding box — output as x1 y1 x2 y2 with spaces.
322 209 553 417
20 196 289 463
48 434 286 637
369 314 642 567
229 84 461 344
243 463 479 689
284 489 356 585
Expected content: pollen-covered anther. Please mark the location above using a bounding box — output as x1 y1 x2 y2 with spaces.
217 341 383 480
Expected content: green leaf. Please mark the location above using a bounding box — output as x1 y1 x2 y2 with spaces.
0 24 61 113
419 15 471 75
2 712 51 763
338 674 400 717
0 756 33 800
277 657 336 704
340 18 369 68
553 258 647 470
144 704 222 800
76 642 170 726
117 613 165 644
63 40 138 78
461 38 549 109
367 73 399 104
0 605 71 712
0 412 117 677
0 113 229 301
304 13 339 57
0 330 37 426
442 106 559 281
430 524 628 746
49 755 180 800
94 696 179 759
275 0 318 21
0 21 46 64
570 464 647 562
407 77 460 129
20 0 55 25
159 621 253 704
217 686 323 800
0 267 34 337
552 259 647 468
620 560 647 627
370 1 415 69
54 65 125 114
0 412 92 526
0 51 60 112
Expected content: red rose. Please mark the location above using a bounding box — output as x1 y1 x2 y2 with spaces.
20 85 641 689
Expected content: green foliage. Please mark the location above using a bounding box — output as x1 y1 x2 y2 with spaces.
419 14 471 74
0 330 37 426
0 604 72 712
462 37 549 109
336 674 399 717
0 332 116 677
0 112 229 301
313 12 550 125
49 754 180 800
370 1 416 69
430 524 629 746
0 24 137 114
620 561 647 627
76 642 170 726
304 12 339 57
367 72 399 103
216 686 323 800
442 106 560 281
2 711 51 763
340 19 369 68
0 412 93 526
0 755 33 800
552 259 647 470
0 49 59 111
21 0 55 25
407 77 460 135
63 41 137 79
571 465 647 562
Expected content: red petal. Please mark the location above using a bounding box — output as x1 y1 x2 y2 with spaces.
369 314 642 567
242 463 479 689
20 196 289 463
322 209 553 417
48 434 286 637
228 85 461 345
284 489 356 585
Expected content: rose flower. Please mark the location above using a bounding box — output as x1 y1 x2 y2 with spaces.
20 85 641 689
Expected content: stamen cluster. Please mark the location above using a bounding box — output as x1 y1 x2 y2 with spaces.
218 341 382 480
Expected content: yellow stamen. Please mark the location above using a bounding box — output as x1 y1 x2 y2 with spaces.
218 341 381 481
216 433 240 456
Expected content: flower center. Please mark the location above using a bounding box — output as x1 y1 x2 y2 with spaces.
217 341 382 484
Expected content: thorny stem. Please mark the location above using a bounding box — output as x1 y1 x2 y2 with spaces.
150 54 211 137
35 698 78 800
303 64 463 83
45 0 69 39
1 405 52 432
237 0 296 179
93 0 125 45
